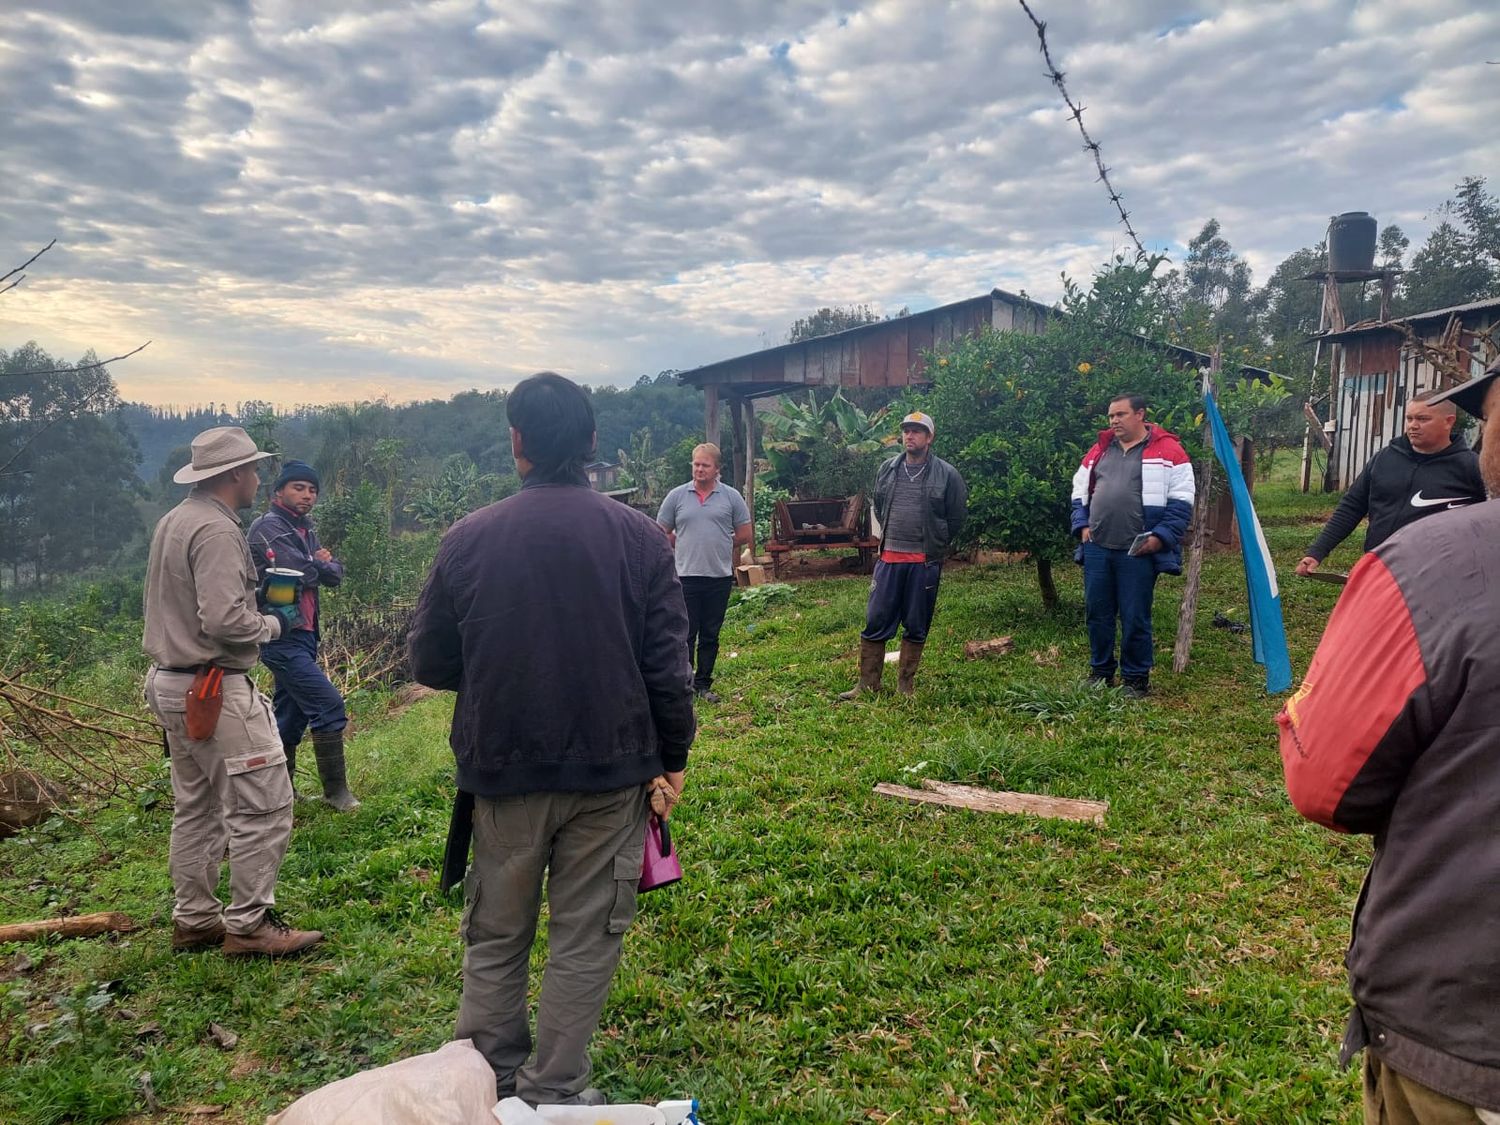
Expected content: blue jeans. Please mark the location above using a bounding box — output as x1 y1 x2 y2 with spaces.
259 629 347 747
860 559 943 644
1082 541 1159 680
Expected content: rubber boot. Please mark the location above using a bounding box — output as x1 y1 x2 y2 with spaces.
837 638 885 701
311 729 360 812
897 639 924 696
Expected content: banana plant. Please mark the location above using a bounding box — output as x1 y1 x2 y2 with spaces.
759 391 896 495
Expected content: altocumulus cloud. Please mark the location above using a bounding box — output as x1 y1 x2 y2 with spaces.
1 0 1496 405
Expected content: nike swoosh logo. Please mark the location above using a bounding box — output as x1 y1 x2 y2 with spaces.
1410 492 1474 508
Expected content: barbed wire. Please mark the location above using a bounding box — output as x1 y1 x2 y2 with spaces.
1016 0 1152 263
1017 0 1198 347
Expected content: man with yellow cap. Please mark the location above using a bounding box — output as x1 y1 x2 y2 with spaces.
839 411 966 699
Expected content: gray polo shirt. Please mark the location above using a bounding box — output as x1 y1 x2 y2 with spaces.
657 480 751 578
1088 440 1145 550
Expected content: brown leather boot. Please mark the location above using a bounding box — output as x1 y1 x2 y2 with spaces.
837 638 886 700
222 910 323 958
172 919 226 953
897 639 924 696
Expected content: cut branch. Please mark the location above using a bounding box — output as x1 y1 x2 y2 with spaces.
0 240 56 288
3 340 152 379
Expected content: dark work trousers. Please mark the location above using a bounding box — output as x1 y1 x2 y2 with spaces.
680 575 734 690
455 785 647 1104
860 559 943 644
1082 541 1159 679
259 629 348 748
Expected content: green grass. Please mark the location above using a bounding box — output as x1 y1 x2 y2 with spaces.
0 475 1372 1123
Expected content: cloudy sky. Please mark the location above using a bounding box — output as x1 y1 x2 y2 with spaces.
2 1 1497 408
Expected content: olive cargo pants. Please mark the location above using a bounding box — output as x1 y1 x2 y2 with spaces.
455 785 648 1105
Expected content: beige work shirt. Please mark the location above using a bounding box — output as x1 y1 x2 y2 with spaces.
143 490 281 672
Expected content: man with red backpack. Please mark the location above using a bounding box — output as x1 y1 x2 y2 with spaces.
1070 393 1195 698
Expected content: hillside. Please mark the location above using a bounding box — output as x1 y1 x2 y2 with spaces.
0 477 1372 1123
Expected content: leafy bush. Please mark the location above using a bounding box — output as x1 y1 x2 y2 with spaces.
910 256 1202 604
760 391 897 498
0 576 145 673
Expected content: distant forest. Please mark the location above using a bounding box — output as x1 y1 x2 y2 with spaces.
0 368 706 595
114 372 702 490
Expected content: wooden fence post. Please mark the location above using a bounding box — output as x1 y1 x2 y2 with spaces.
1173 350 1219 674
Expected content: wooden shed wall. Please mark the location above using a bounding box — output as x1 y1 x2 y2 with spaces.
1333 314 1495 488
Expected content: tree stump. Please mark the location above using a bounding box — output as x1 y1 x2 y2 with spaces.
0 770 69 839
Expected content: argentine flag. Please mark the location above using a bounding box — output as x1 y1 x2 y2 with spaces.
1204 390 1293 693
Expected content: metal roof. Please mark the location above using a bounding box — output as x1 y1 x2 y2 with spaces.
1314 295 1500 343
675 286 1275 391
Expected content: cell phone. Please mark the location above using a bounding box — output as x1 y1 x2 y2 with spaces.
1128 533 1153 556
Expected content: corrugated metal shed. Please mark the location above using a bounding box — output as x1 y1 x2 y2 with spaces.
1313 296 1500 487
678 287 1272 403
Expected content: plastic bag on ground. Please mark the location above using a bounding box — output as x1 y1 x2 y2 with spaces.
493 1100 667 1124
266 1038 497 1125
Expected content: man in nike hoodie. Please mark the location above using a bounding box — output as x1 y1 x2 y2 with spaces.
1296 390 1485 576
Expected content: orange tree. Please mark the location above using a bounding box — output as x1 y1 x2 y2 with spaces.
909 258 1202 607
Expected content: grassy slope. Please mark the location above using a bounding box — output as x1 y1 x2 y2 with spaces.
0 477 1375 1124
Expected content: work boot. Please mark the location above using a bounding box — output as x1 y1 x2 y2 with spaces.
171 918 226 953
222 910 323 958
837 638 886 700
1122 675 1150 699
311 729 360 812
897 639 924 696
1085 671 1116 688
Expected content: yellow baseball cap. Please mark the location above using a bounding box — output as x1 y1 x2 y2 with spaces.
900 411 935 435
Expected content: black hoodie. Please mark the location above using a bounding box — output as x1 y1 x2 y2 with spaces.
1306 436 1485 561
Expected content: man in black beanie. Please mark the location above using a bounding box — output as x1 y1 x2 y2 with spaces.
248 460 359 811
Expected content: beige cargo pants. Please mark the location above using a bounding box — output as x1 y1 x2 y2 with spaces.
145 667 294 935
455 785 648 1105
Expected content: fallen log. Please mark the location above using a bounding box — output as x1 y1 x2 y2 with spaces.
963 636 1014 659
0 911 138 943
874 779 1107 825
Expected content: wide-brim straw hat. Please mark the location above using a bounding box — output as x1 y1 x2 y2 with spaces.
173 426 275 484
1428 356 1500 420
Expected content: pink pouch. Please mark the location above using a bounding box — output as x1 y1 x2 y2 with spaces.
639 815 682 892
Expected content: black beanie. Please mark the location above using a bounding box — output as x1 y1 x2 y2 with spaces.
274 459 321 492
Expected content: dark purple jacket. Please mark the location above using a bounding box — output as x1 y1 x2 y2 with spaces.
247 503 343 633
408 476 696 798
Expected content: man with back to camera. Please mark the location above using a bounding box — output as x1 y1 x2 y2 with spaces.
1296 389 1484 576
1279 358 1500 1123
248 459 359 811
143 427 323 958
408 372 696 1107
838 410 966 699
1070 393 1194 698
656 442 752 704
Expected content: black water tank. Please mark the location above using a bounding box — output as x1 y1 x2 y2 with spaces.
1329 212 1377 273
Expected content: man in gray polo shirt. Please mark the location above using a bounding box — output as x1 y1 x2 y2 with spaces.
657 443 752 703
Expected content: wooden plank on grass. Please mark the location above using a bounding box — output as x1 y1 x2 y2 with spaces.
0 911 138 943
963 636 1014 659
873 780 1107 825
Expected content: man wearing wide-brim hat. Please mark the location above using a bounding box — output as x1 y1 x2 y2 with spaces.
143 426 323 958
